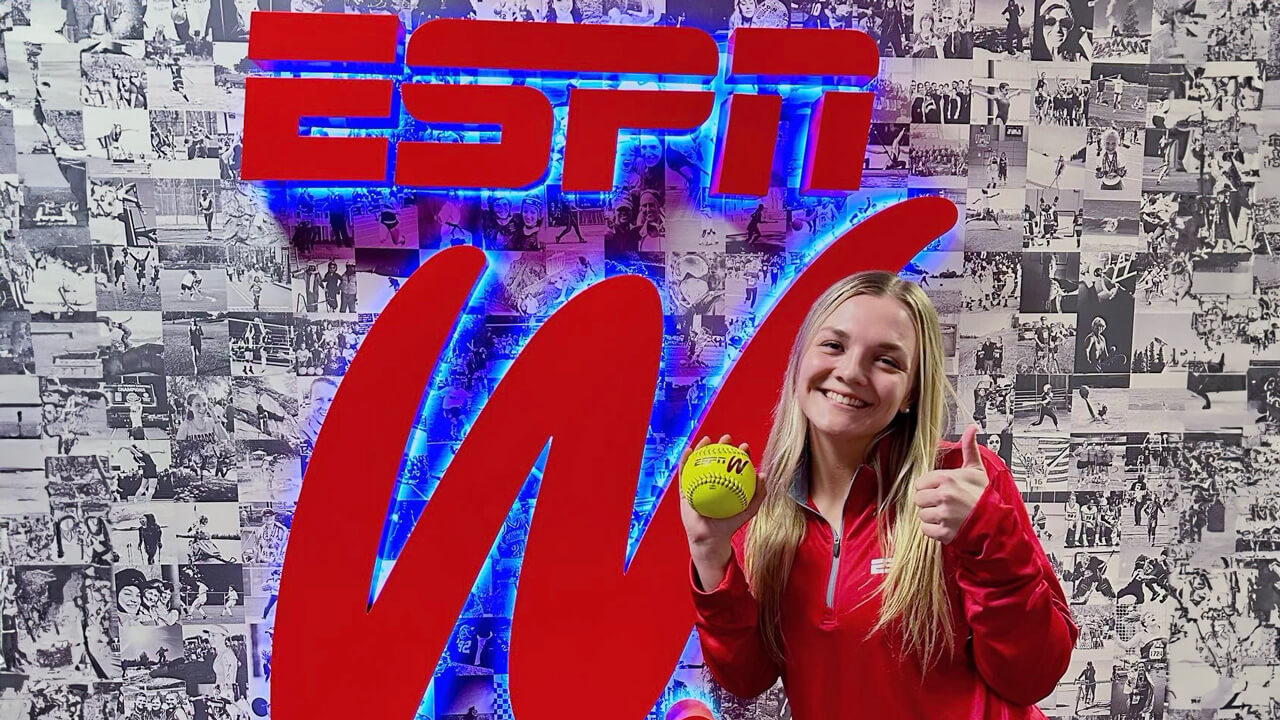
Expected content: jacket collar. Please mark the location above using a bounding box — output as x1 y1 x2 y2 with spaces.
788 440 891 513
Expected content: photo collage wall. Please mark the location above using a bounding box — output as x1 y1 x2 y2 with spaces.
1 0 1279 718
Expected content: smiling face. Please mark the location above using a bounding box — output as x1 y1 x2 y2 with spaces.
639 193 658 218
521 200 540 227
1041 4 1072 51
796 293 917 445
188 393 207 417
638 136 662 168
117 585 141 615
618 141 639 175
310 380 336 420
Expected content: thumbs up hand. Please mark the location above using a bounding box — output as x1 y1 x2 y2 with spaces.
913 424 991 544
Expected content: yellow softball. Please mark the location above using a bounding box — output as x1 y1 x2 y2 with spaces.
680 443 757 519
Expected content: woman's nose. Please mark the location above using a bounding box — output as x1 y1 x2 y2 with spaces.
834 354 869 385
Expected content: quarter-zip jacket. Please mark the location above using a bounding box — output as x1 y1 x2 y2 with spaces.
691 441 1078 719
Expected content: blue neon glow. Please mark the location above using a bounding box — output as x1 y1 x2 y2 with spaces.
261 39 936 718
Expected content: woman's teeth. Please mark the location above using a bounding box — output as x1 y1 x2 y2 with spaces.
823 390 868 408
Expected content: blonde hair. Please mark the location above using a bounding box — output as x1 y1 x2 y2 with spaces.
743 270 959 669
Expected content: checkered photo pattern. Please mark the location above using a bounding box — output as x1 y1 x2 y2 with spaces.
0 0 1279 719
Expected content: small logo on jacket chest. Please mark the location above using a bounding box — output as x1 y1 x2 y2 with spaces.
870 557 894 575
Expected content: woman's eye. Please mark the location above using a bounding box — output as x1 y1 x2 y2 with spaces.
821 341 842 350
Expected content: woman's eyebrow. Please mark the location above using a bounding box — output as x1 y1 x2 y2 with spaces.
874 341 909 354
818 328 908 354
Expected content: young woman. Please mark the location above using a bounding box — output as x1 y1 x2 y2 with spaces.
1002 0 1025 53
730 0 790 28
184 566 211 618
1029 382 1060 430
199 189 215 237
681 271 1076 718
175 390 229 442
1031 0 1087 60
139 580 180 626
138 512 163 563
186 515 235 564
300 377 338 459
222 585 239 616
1094 127 1128 190
971 83 1024 134
1085 315 1112 372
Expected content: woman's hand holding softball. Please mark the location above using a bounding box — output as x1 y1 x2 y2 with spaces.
678 434 768 548
678 435 767 590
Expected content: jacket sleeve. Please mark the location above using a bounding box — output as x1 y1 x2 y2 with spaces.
690 527 782 699
945 447 1079 707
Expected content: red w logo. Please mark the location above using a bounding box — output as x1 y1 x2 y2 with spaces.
272 198 956 720
726 457 750 475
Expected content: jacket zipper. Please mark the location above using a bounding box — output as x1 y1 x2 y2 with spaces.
826 519 842 609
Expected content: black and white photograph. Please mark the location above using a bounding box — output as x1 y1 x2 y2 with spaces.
1075 251 1140 374
910 125 970 188
1086 123 1146 198
159 244 227 311
145 45 219 111
870 57 914 123
1089 63 1151 128
293 319 364 377
229 313 291 377
0 1 1277 718
1021 252 1080 314
1141 125 1205 192
31 313 110 378
5 565 117 681
0 313 37 374
1032 64 1092 126
239 503 290 567
1028 125 1089 191
1082 198 1144 251
226 244 290 313
962 186 1024 249
972 58 1034 130
1029 0 1093 61
1093 0 1154 62
860 123 911 188
231 375 297 444
236 438 300 504
1026 187 1085 251
909 60 972 123
973 0 1034 59
153 178 230 244
968 124 1028 190
162 311 229 376
95 245 161 311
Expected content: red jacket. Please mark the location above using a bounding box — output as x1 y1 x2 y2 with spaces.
691 441 1078 719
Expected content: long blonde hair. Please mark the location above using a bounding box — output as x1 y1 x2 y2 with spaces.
743 270 959 669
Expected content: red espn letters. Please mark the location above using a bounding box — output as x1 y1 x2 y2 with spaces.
241 13 881 195
272 198 957 720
